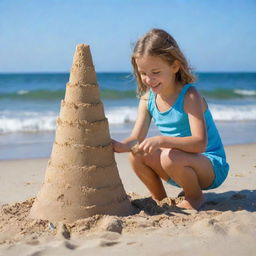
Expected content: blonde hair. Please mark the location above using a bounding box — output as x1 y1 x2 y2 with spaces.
131 28 196 96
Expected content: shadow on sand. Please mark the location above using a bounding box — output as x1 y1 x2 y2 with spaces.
203 189 256 212
130 189 256 216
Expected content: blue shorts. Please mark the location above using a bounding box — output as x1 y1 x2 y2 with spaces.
166 154 229 190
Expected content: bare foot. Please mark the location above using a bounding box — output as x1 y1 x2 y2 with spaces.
177 194 205 210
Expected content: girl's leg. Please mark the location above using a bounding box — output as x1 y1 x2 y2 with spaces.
160 149 215 209
129 150 169 201
129 149 215 210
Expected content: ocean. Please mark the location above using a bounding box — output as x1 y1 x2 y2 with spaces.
0 72 256 160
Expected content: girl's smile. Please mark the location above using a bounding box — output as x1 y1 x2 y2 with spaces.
151 83 161 92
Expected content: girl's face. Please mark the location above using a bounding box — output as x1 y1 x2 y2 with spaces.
135 55 179 94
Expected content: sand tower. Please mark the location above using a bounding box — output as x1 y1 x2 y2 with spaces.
30 44 132 222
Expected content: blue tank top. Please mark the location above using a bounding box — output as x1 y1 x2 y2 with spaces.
147 84 226 159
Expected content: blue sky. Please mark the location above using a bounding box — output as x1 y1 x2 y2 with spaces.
0 0 255 73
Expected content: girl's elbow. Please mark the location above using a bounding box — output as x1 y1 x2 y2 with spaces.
197 145 206 153
195 137 207 153
201 140 207 153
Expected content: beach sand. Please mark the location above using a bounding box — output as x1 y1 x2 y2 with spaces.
0 144 255 255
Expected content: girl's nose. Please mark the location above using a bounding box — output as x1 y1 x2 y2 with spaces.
145 76 155 86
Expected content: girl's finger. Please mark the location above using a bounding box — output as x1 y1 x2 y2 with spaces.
138 142 145 151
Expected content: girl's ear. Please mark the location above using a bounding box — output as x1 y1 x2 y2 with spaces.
171 60 180 73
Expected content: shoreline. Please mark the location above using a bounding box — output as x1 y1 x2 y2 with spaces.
1 119 256 160
0 142 255 161
0 141 255 161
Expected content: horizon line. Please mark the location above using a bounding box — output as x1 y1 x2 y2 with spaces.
0 70 256 75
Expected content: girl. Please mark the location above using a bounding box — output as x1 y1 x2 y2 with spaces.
112 28 229 210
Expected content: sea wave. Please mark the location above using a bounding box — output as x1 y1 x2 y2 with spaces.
0 104 255 133
200 88 256 99
105 107 138 124
106 104 256 123
234 89 256 96
0 108 138 133
0 111 57 133
0 89 136 100
210 104 256 121
0 88 256 101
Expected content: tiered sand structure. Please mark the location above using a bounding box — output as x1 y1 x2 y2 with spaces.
30 44 132 222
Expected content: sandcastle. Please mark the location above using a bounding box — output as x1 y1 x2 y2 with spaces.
30 44 132 222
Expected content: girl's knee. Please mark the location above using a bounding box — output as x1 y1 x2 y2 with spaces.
160 149 182 171
128 152 144 166
129 150 159 167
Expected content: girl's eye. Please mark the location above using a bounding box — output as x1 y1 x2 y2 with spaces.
152 71 160 75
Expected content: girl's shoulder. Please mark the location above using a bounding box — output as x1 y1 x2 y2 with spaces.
184 85 207 113
184 85 201 100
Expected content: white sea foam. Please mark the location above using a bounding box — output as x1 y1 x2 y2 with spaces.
17 90 29 95
0 111 57 133
105 104 256 123
234 89 256 96
105 106 138 124
209 104 256 121
0 104 256 133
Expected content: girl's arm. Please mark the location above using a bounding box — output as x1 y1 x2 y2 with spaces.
112 92 152 153
139 87 207 154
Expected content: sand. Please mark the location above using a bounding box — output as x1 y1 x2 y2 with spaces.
0 143 255 255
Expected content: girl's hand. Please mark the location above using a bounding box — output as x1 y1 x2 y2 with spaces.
138 136 162 154
111 139 130 153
